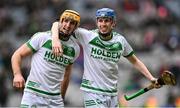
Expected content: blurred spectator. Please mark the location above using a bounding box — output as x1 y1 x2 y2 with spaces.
143 27 157 51
175 96 180 107
0 57 8 107
165 90 178 107
169 63 180 87
144 95 158 108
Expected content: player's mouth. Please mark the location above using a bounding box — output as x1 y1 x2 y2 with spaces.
99 28 109 34
62 28 70 34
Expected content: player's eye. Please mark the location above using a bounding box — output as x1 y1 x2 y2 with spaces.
97 18 111 23
63 18 76 25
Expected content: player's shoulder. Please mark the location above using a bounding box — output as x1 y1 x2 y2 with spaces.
76 28 88 32
112 31 126 39
76 27 94 34
69 35 79 44
88 29 100 36
91 29 99 33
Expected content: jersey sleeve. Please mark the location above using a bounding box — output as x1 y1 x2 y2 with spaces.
122 37 134 57
74 28 90 44
26 32 47 53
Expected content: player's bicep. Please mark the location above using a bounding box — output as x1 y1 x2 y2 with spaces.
126 54 137 64
14 43 33 58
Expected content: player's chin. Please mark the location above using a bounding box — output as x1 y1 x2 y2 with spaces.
61 31 68 34
99 28 109 33
100 30 109 34
64 31 73 35
62 29 70 34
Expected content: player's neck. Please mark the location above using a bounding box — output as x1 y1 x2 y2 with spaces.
99 32 112 41
59 31 70 41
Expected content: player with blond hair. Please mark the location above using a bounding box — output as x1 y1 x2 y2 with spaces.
11 10 80 108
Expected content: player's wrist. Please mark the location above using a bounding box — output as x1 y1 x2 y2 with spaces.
13 71 22 76
149 77 157 82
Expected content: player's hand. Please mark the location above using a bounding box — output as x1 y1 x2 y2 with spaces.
151 78 162 89
52 38 63 57
13 73 25 89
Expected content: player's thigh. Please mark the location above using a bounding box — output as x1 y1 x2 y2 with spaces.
83 91 107 108
48 96 64 108
83 91 119 108
110 95 119 108
20 91 64 108
20 91 48 108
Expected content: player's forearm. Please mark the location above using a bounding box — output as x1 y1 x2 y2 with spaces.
61 78 70 100
11 51 23 76
61 65 72 99
127 55 155 81
51 22 59 40
133 59 155 81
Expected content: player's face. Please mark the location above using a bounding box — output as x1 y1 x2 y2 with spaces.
96 17 114 34
59 18 77 35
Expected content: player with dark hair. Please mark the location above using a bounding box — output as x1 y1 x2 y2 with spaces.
51 8 161 107
11 10 80 107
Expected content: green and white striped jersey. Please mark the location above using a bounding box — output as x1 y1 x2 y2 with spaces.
75 28 134 96
24 31 80 97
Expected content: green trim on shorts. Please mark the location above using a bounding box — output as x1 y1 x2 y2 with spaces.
85 100 96 107
81 84 117 93
20 104 29 108
31 105 37 108
26 86 60 96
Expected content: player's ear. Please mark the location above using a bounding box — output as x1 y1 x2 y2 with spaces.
111 21 116 29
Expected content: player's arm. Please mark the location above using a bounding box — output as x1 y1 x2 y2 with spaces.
11 43 33 89
126 54 155 81
61 64 72 100
51 21 63 56
126 54 161 88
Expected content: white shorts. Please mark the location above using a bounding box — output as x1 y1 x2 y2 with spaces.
83 91 119 108
20 91 64 108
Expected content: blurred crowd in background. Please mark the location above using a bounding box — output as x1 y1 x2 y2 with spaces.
0 0 180 107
